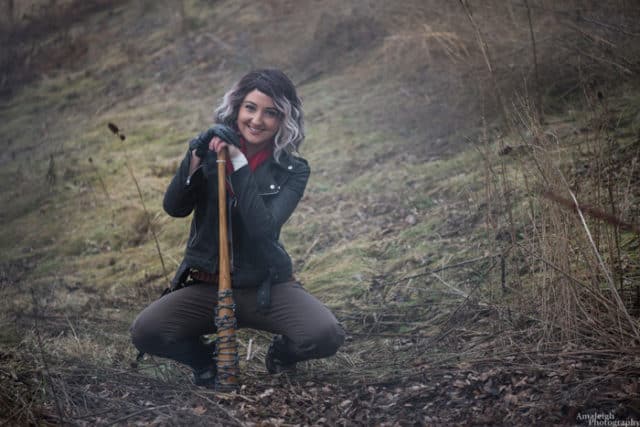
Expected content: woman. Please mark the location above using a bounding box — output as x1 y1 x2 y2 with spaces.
130 69 345 387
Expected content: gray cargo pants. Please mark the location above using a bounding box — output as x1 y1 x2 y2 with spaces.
130 280 345 371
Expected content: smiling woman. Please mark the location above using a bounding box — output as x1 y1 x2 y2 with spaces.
237 90 281 150
214 69 305 164
129 69 345 389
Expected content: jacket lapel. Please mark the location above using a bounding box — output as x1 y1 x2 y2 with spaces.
254 153 296 196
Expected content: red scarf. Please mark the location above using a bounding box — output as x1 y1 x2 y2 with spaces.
225 138 273 193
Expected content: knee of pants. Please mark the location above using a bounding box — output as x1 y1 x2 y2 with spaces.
130 316 152 353
295 320 345 358
130 316 176 355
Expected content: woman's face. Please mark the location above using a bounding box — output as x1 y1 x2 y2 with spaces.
236 89 281 148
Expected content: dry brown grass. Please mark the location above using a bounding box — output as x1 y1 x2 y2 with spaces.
477 84 640 350
1 0 640 424
433 0 640 353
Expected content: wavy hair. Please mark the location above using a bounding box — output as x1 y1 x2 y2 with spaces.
214 69 305 162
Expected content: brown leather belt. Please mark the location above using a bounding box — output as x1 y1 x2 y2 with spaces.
190 269 296 286
190 269 218 284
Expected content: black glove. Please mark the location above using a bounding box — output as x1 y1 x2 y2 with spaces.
211 124 240 149
189 128 216 159
189 124 241 160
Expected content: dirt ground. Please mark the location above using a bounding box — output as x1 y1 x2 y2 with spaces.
2 1 640 425
2 251 639 426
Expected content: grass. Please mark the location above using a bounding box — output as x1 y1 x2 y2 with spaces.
1 8 635 324
1 1 639 424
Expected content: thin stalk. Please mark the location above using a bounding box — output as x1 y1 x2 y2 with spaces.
107 123 168 279
88 157 111 201
523 0 543 122
558 173 640 341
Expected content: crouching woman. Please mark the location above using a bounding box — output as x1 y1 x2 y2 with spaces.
130 69 345 387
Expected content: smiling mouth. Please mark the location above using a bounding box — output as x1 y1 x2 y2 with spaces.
247 125 264 134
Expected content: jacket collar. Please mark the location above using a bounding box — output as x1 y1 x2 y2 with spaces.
267 149 306 173
253 151 305 195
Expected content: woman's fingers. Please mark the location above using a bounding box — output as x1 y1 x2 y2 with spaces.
210 136 243 159
209 136 223 152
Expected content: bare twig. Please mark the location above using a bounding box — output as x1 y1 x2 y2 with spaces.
387 254 499 287
191 392 246 426
88 157 111 201
541 190 640 235
64 314 82 352
303 236 320 260
30 289 66 425
556 42 634 75
431 273 469 299
557 175 640 341
246 338 253 361
578 16 640 37
106 404 171 426
457 0 510 130
500 254 506 294
523 0 543 122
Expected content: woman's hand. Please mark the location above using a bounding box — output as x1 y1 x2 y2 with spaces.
188 125 245 173
190 128 216 159
211 136 248 171
188 128 217 175
211 136 244 160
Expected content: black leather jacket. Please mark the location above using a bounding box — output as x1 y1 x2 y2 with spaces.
163 148 310 289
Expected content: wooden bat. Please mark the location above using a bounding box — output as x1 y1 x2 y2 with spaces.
215 147 239 391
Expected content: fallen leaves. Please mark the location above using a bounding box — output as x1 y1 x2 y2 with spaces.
2 342 637 426
192 405 207 416
258 388 274 400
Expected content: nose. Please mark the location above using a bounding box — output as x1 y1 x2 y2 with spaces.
250 111 264 126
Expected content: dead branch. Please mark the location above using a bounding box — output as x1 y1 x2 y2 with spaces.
541 189 640 235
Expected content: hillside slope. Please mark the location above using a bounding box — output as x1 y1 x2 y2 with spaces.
1 1 639 424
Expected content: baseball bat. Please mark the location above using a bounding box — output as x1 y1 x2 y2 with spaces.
215 147 239 391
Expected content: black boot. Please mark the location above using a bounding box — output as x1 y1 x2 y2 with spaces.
193 339 217 388
193 364 217 388
265 335 297 374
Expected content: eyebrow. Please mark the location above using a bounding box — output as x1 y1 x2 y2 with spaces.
243 101 279 114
